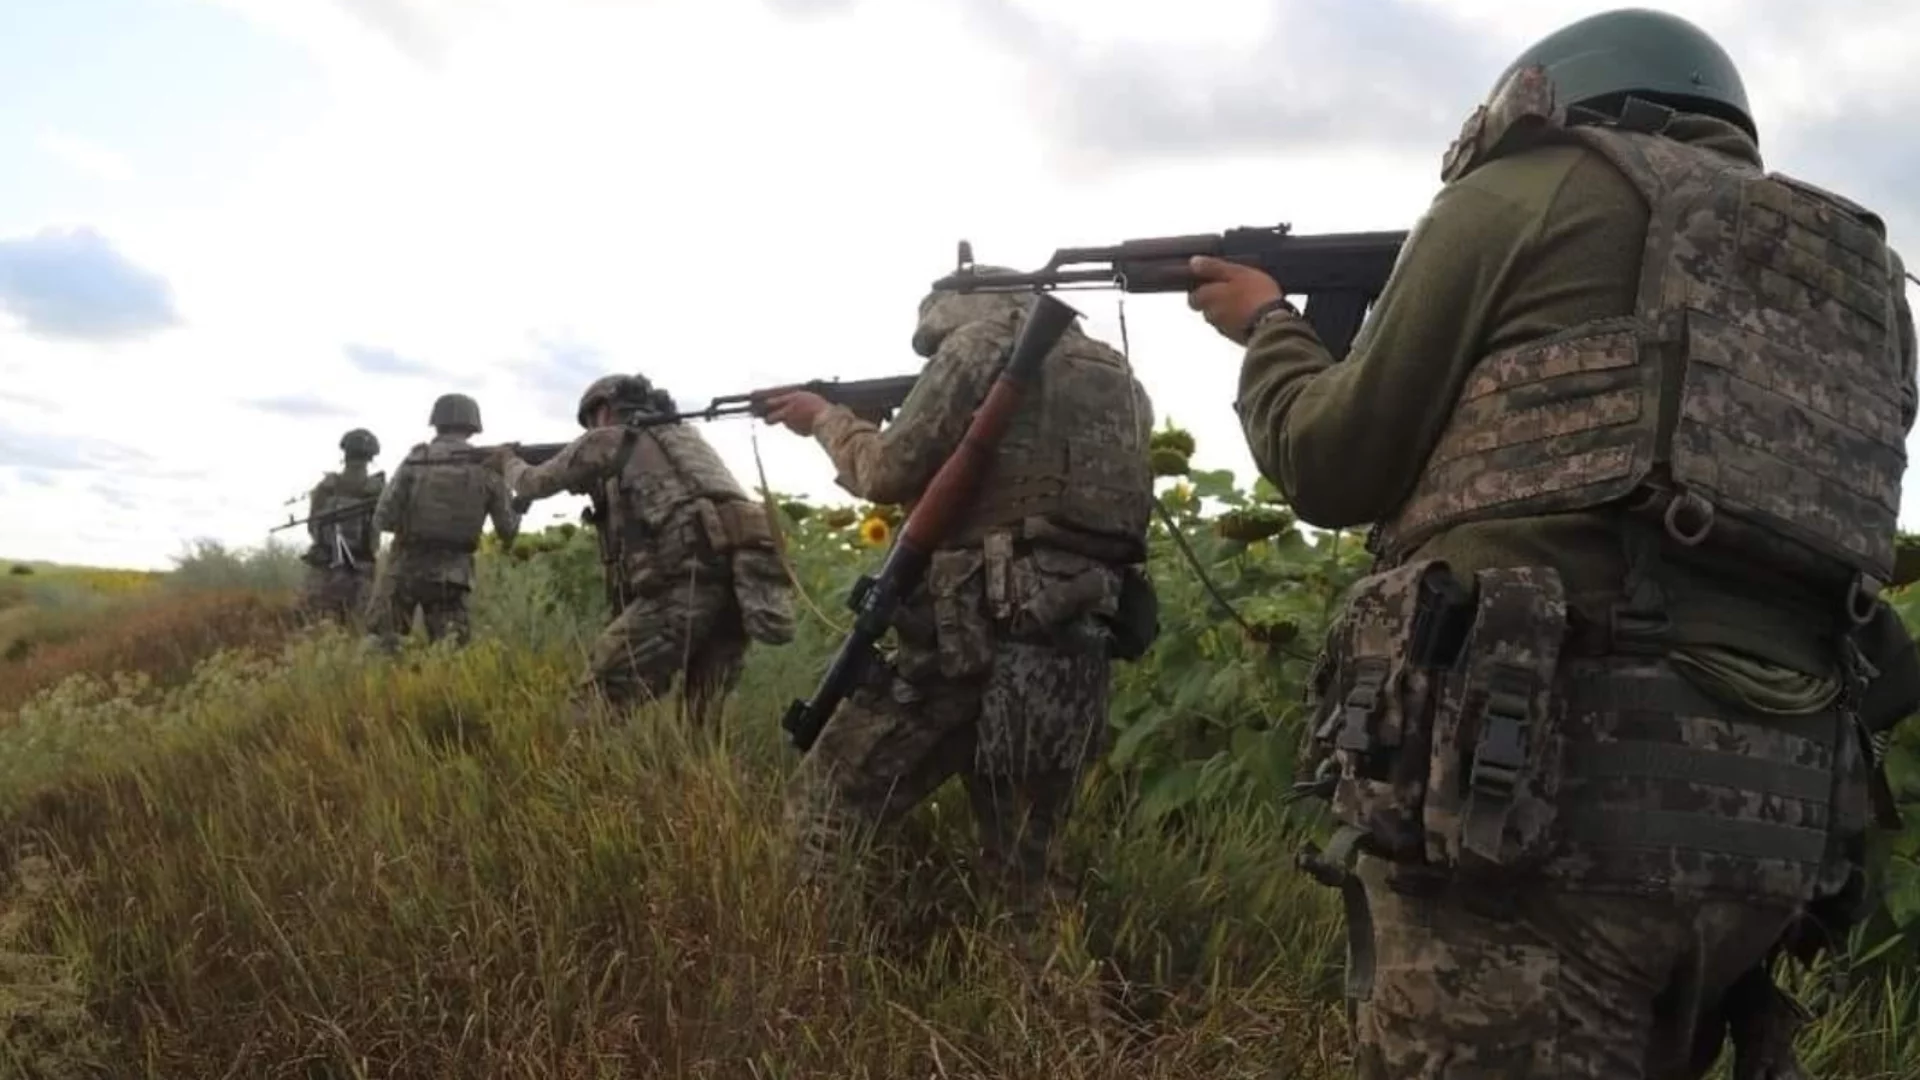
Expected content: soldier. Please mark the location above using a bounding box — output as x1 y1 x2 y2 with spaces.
1186 9 1917 1078
487 374 795 724
366 393 518 649
760 282 1158 929
299 428 384 627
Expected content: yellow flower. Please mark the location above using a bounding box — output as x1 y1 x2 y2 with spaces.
1169 481 1193 504
858 515 892 547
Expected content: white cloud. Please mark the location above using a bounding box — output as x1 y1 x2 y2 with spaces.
37 132 135 186
2 0 1918 571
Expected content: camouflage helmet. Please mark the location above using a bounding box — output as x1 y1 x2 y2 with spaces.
913 268 1036 358
576 374 657 428
428 392 483 433
1497 8 1754 140
338 428 380 459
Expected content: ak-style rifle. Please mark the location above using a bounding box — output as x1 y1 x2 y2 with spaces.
930 224 1408 361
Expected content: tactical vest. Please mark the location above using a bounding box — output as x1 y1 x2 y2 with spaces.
313 469 382 561
961 335 1155 563
611 423 751 565
396 440 494 550
1373 80 1911 615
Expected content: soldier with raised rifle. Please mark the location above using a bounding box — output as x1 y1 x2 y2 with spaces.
760 280 1159 936
485 374 796 726
1184 9 1920 1077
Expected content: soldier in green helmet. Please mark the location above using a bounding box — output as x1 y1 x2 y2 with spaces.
299 428 385 627
1186 8 1919 1078
365 393 518 649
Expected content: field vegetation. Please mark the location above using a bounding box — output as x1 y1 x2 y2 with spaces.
1 428 1917 1078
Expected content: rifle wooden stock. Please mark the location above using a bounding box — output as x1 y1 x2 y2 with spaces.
780 293 1080 754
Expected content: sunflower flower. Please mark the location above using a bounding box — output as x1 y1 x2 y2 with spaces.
858 515 892 547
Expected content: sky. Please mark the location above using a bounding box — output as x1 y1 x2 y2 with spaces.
3 0 1919 570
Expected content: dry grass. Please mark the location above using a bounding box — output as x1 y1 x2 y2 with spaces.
0 590 298 715
0 566 1912 1076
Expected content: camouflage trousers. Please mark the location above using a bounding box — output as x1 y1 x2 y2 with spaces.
575 577 747 726
301 565 373 627
1351 856 1800 1078
785 642 1108 922
363 574 471 650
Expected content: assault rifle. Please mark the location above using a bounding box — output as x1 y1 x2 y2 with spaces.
780 293 1082 753
495 375 921 515
271 472 387 533
930 225 1409 361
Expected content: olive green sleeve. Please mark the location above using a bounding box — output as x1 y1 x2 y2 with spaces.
1235 147 1644 529
1235 185 1540 528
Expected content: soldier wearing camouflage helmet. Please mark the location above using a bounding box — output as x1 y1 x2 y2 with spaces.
299 427 385 626
486 373 795 725
365 393 518 648
760 273 1159 939
1187 9 1919 1078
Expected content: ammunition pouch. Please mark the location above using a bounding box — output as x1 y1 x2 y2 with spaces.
984 531 1118 656
695 497 777 556
1302 561 1570 876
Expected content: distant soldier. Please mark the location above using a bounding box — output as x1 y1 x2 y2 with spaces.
299 428 385 626
761 282 1158 928
488 373 795 725
366 393 518 649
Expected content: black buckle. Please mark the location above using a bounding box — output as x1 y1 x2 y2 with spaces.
1336 661 1388 753
1470 665 1532 797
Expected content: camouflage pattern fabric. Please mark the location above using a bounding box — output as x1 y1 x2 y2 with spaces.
1377 79 1912 587
793 297 1150 921
575 573 747 726
784 648 1088 920
368 432 517 650
363 573 473 646
504 417 787 722
301 565 374 627
1351 853 1799 1079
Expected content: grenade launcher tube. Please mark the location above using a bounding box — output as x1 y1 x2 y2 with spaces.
780 292 1082 753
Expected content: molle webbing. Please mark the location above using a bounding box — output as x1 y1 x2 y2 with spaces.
1375 125 1906 588
1552 664 1838 893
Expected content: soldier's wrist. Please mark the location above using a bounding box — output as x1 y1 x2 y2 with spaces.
1241 297 1300 342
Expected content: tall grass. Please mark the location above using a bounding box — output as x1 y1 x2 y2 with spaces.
0 522 1916 1076
0 620 1915 1076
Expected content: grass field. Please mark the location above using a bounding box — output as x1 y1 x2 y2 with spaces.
1 516 1917 1078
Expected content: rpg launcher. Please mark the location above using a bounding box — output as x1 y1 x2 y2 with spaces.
779 293 1082 754
929 224 1408 361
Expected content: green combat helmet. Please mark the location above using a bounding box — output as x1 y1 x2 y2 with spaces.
1497 7 1755 140
575 374 662 428
429 392 483 434
339 428 380 460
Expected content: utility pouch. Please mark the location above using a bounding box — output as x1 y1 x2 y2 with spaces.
1309 559 1471 862
1108 565 1160 661
929 549 992 679
1423 566 1570 874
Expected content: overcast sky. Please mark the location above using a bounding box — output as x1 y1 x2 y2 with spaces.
3 0 1918 570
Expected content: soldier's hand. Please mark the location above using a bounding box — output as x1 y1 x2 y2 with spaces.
1187 256 1284 346
762 390 831 437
